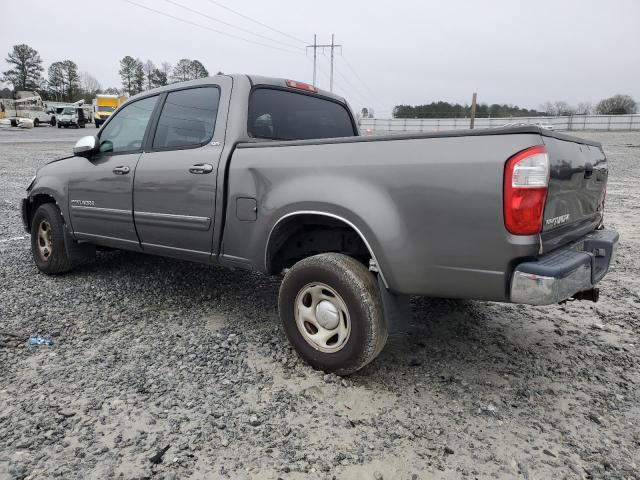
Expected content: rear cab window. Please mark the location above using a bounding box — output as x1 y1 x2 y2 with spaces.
248 88 356 141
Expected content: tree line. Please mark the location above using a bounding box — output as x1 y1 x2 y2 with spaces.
0 44 213 103
393 95 637 119
393 95 638 118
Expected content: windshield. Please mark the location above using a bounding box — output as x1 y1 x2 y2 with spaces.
61 108 74 114
98 106 115 112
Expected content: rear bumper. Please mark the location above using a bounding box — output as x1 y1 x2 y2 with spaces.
510 228 618 305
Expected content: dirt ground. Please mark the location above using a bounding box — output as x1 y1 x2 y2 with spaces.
0 126 639 480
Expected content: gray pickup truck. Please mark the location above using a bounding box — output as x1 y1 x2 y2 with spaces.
21 74 618 374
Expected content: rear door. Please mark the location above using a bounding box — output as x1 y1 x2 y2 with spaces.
68 95 159 249
541 136 608 251
133 82 229 262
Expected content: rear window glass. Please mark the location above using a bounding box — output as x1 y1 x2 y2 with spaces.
248 88 355 140
153 87 219 149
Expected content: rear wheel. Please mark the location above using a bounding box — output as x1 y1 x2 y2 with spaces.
33 118 40 127
278 253 387 375
30 204 74 274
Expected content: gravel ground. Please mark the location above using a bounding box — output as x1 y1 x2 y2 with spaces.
1 126 639 480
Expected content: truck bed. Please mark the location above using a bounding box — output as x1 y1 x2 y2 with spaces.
221 125 606 301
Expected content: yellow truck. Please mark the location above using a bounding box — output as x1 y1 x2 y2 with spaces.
92 94 127 128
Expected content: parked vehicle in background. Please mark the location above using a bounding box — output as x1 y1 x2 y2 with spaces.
57 107 86 128
5 92 53 127
503 121 554 131
45 99 92 127
93 94 126 128
21 74 618 375
534 122 555 130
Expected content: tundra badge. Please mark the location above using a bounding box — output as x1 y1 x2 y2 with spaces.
545 214 570 226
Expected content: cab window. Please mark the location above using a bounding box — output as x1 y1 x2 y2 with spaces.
248 88 356 140
99 95 158 154
152 87 220 149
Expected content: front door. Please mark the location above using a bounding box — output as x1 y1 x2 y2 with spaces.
133 85 225 262
68 95 159 250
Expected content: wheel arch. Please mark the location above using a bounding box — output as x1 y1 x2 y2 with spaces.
264 210 389 288
24 192 60 233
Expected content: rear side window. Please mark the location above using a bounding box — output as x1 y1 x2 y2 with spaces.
153 87 220 149
248 88 355 140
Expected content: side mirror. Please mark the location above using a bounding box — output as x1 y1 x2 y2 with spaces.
73 136 98 157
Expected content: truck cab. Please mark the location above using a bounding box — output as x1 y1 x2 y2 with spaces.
93 95 125 128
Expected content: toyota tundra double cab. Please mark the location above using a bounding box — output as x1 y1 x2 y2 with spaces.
21 74 618 374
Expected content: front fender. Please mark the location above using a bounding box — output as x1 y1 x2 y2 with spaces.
26 167 72 235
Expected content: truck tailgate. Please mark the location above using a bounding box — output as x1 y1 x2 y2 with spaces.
540 135 607 252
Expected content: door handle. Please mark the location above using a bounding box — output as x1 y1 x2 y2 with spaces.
113 166 130 175
189 163 213 174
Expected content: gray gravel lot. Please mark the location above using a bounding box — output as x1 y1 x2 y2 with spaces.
1 126 639 480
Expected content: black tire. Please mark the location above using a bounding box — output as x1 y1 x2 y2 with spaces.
80 124 85 128
95 122 100 129
50 117 56 126
57 124 61 128
30 203 74 275
279 253 387 375
33 118 40 127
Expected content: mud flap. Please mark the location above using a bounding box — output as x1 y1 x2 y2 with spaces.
63 224 96 265
377 275 411 333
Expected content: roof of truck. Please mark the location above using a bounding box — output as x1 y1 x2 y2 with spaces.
125 74 348 105
243 74 346 103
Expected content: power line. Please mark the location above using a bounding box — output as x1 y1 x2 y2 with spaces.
123 0 303 56
341 55 376 98
333 64 371 106
162 0 302 51
205 0 307 45
311 57 368 108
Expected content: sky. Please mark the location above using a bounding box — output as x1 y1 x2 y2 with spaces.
1 0 639 116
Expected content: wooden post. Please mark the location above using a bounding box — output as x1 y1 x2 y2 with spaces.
470 92 477 129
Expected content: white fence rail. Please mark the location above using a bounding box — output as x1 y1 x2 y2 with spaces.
360 114 640 134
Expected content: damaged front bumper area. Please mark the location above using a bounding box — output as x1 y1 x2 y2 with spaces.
510 228 619 306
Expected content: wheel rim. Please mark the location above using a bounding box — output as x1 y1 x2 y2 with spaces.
294 282 351 353
37 220 53 261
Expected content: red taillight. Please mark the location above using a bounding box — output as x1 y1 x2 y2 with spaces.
285 79 318 93
504 145 549 235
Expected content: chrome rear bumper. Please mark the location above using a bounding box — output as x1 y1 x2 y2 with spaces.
510 228 618 306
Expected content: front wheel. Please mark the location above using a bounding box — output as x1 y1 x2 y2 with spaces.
30 204 75 274
33 118 40 127
278 253 387 375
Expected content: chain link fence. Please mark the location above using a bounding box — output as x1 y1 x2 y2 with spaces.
359 114 640 134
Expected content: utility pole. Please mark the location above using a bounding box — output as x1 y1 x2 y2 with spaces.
470 92 477 129
306 34 342 91
312 34 317 86
330 34 335 92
